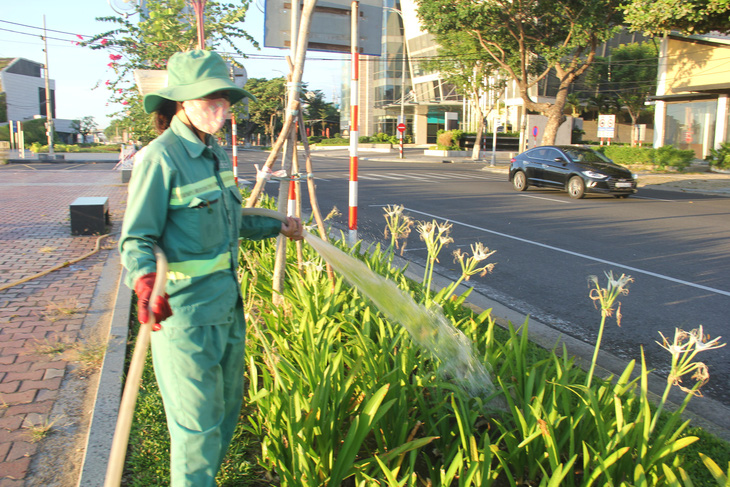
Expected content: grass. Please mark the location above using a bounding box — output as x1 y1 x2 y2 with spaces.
34 336 107 374
27 416 60 443
74 339 107 375
42 298 82 322
34 338 72 356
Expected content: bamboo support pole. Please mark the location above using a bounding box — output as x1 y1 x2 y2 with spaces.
246 0 318 208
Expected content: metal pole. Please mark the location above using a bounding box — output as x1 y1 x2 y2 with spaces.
491 120 497 167
232 114 238 185
348 0 360 246
9 120 15 150
399 7 405 159
18 122 25 159
192 1 207 49
42 16 54 157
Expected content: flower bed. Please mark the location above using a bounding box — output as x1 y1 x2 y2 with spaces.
123 198 730 486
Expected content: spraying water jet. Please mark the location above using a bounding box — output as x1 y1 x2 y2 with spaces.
242 208 500 400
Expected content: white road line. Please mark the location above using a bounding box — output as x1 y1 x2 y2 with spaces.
425 172 504 181
633 195 675 202
368 173 402 180
386 173 431 180
402 206 730 297
521 194 572 204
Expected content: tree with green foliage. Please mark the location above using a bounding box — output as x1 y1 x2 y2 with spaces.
0 93 7 123
83 0 258 142
585 42 658 136
423 32 504 160
416 0 623 146
565 93 585 117
71 116 99 143
0 118 58 146
244 77 287 145
302 89 339 137
623 0 730 35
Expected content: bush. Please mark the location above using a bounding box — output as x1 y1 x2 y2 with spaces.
653 145 695 171
706 142 730 169
599 145 654 165
359 135 372 143
373 132 391 143
308 135 322 144
436 129 464 150
317 137 349 146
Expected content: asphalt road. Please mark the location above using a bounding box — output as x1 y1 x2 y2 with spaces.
240 148 730 406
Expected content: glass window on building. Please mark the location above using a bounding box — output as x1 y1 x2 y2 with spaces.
664 99 717 158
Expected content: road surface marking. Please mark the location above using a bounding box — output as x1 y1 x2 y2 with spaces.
520 194 571 204
403 207 730 297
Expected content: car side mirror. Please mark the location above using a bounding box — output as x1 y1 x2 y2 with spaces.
554 157 567 164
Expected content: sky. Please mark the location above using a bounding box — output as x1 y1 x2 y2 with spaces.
0 0 346 129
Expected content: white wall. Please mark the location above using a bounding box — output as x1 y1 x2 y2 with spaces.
1 71 53 121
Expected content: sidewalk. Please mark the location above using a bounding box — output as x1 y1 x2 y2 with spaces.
0 163 127 486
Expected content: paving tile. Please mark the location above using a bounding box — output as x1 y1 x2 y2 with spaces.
0 166 127 485
6 442 37 462
0 457 31 482
0 443 10 463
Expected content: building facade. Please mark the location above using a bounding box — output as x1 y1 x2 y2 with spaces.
650 33 730 158
0 58 56 122
341 0 465 145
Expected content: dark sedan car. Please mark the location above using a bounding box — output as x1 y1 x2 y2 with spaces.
509 145 638 198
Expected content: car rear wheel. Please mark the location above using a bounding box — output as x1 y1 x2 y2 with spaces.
513 171 528 191
568 176 585 199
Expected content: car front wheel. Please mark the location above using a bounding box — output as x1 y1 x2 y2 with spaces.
568 176 585 199
513 171 528 191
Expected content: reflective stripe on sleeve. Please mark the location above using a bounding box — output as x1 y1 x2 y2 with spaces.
170 176 220 206
219 170 236 188
166 252 231 281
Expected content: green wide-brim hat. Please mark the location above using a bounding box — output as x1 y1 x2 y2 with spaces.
143 50 254 114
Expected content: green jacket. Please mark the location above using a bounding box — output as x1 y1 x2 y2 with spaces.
120 116 281 327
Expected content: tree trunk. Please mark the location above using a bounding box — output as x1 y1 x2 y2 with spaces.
471 103 485 161
540 84 570 145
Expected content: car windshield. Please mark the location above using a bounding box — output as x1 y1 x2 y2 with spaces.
563 149 612 164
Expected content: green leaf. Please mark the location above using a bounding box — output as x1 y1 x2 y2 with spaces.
328 385 393 485
698 452 729 485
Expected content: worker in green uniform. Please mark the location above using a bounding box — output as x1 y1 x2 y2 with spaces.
119 49 303 486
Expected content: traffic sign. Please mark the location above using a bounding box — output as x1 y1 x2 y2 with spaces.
532 126 538 137
397 123 406 133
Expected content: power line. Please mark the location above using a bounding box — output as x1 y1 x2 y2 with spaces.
0 19 93 39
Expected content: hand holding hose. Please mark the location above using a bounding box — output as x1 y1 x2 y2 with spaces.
134 272 172 331
280 216 304 241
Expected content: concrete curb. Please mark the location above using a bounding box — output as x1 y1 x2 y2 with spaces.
77 267 131 487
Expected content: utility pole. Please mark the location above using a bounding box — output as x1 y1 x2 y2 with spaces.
42 15 54 157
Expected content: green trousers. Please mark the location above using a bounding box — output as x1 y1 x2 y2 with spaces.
150 317 246 487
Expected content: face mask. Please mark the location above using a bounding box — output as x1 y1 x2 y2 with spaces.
182 98 230 135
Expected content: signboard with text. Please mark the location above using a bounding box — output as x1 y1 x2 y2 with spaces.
597 114 616 139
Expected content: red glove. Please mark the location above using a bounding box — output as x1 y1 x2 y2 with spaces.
134 272 172 331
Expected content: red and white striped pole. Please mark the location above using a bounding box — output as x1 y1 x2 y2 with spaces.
348 0 360 245
288 122 298 216
231 114 238 185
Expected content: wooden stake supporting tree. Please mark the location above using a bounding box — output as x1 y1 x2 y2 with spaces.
246 0 333 295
